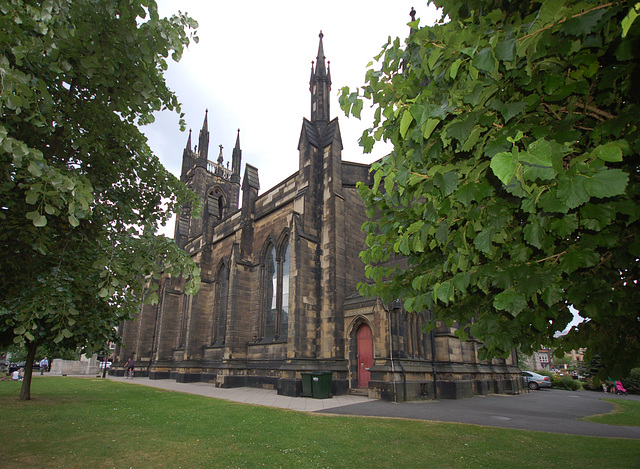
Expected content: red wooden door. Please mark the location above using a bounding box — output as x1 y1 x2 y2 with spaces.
357 324 373 388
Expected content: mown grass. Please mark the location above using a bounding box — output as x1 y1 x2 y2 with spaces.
583 398 640 427
1 377 639 468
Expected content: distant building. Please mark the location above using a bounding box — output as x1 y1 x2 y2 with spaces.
533 348 553 370
116 33 521 400
568 348 586 365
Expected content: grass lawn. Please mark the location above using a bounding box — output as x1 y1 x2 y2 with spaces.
583 398 640 427
1 377 639 468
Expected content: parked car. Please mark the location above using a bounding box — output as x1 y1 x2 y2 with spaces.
522 371 552 390
8 362 26 374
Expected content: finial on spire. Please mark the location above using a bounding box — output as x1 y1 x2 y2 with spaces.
410 7 416 21
314 31 327 79
186 129 192 151
218 144 224 165
310 32 331 122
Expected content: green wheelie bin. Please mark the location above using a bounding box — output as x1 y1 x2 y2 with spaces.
301 372 313 397
310 371 333 399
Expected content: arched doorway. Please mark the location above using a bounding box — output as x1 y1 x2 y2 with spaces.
357 323 373 388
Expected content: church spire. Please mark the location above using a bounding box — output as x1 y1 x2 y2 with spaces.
185 129 192 152
310 31 331 122
314 31 327 79
180 129 193 181
198 109 209 161
231 129 242 183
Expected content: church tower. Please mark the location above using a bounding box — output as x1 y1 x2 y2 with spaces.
175 111 242 247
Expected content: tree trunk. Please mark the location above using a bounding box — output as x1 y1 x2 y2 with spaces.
19 341 38 401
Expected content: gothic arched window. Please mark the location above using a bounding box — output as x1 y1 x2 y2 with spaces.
263 244 277 337
207 187 226 219
213 263 229 345
262 238 290 339
280 242 290 337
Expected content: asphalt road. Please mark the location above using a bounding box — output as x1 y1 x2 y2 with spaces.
318 388 640 439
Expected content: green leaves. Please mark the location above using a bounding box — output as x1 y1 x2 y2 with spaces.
0 0 201 371
562 8 606 36
490 150 519 185
583 169 628 199
493 290 527 316
621 3 640 38
345 0 640 376
399 110 414 139
472 47 496 73
592 142 623 162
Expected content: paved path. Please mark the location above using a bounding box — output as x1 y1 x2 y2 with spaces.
106 376 640 439
107 375 369 412
320 388 640 439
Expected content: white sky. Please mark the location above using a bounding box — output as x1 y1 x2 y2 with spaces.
144 1 440 205
143 1 584 332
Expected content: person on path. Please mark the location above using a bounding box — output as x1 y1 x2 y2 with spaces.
40 357 49 375
126 357 134 377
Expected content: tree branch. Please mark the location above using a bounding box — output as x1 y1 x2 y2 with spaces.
574 102 616 120
518 2 622 42
530 251 567 265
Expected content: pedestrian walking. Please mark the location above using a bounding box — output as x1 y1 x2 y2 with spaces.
39 357 49 375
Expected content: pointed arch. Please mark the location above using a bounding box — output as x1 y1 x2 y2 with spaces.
347 315 375 390
260 232 291 340
206 185 227 219
212 259 229 345
278 230 291 338
262 242 277 338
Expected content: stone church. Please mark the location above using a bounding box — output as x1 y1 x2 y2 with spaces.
116 33 522 400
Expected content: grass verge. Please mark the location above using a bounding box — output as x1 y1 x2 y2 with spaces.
1 377 639 468
582 398 640 427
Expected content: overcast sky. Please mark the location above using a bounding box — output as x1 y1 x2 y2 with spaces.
144 1 440 207
143 1 584 332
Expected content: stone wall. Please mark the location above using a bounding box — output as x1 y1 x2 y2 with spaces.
49 355 100 376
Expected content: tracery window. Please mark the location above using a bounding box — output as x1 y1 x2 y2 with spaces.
212 263 229 345
262 238 290 339
207 187 226 219
177 203 191 236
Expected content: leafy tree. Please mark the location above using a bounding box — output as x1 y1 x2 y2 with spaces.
0 0 201 399
553 354 573 368
340 0 640 378
2 341 78 364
